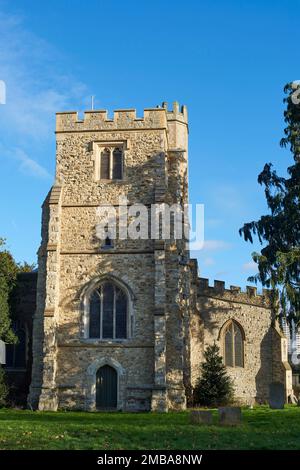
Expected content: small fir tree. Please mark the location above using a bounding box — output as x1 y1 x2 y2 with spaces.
193 343 234 407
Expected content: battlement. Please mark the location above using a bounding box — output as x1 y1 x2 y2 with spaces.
197 277 272 308
56 102 188 132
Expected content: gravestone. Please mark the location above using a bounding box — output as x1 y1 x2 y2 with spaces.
190 410 213 425
218 407 242 426
269 382 285 409
0 340 5 365
288 393 298 405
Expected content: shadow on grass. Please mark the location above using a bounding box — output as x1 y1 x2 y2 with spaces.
0 409 191 426
0 407 300 450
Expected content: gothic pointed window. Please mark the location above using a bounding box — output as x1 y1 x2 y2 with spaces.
112 148 123 180
89 281 128 339
100 148 110 179
222 320 244 368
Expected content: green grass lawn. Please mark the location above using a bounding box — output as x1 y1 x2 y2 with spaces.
0 406 299 450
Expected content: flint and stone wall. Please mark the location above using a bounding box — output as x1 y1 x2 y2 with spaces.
189 273 292 404
28 103 190 411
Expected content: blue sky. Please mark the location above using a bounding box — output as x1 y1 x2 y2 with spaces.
0 0 299 290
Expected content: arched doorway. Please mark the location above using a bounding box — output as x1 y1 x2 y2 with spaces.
96 365 118 410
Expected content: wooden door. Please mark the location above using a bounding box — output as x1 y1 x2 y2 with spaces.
96 365 117 410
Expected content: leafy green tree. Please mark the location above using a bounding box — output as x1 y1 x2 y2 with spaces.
0 238 35 405
0 366 8 407
0 238 18 343
193 343 234 407
239 83 300 326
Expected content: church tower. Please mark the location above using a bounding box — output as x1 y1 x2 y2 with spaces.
28 102 191 411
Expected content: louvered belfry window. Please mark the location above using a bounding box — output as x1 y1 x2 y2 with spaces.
112 148 123 179
100 147 123 180
100 148 110 179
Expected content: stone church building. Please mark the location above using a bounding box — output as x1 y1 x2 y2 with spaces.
6 103 292 411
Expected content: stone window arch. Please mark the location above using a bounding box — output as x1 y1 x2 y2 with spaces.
82 276 134 340
85 357 125 410
220 319 245 368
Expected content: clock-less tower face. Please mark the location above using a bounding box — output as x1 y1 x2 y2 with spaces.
29 103 190 412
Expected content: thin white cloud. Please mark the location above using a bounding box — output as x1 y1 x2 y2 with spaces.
242 260 257 272
16 148 52 179
0 144 52 180
0 9 88 177
203 257 215 266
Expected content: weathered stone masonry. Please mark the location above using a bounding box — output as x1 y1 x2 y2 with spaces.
26 102 292 411
189 269 292 404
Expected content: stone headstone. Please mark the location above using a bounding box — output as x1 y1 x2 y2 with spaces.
288 394 298 405
190 410 213 425
218 407 242 426
269 382 285 409
0 340 5 365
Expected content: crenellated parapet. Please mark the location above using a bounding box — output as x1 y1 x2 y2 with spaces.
56 102 188 133
197 277 272 308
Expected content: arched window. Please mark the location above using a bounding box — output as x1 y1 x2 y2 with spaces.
222 320 244 368
100 148 110 179
89 281 128 339
5 322 27 369
112 148 123 179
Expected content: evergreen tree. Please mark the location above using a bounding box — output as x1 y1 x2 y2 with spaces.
240 83 300 326
193 343 234 407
